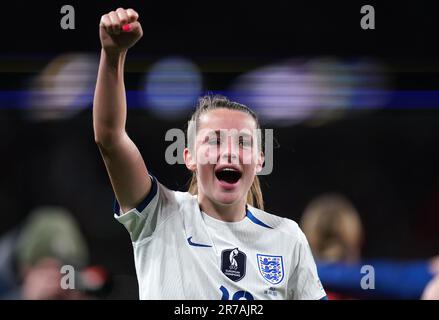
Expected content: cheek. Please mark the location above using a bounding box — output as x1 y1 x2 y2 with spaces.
241 148 260 179
240 147 258 166
196 164 215 193
194 146 216 191
241 165 257 182
196 145 218 165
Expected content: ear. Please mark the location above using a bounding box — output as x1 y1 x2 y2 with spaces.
184 147 197 172
255 151 265 174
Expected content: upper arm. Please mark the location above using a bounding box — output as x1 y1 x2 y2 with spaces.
97 132 151 214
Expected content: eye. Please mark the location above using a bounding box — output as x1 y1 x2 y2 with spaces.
207 136 220 145
239 136 252 148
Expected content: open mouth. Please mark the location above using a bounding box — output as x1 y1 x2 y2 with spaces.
215 167 242 184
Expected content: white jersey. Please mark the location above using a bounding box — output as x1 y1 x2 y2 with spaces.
114 175 326 300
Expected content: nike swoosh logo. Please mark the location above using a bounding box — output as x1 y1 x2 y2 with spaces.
187 236 212 248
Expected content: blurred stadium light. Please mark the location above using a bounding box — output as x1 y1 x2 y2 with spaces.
230 57 389 126
142 56 202 119
25 53 98 121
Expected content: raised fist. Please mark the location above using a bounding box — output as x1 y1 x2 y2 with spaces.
99 8 143 55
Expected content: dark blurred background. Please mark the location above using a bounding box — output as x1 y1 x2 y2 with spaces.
1 1 439 298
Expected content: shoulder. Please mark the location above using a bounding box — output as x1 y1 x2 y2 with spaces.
155 179 195 204
173 190 198 209
156 181 198 213
247 205 306 243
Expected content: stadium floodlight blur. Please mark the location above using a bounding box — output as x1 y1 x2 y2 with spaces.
26 53 98 121
230 57 389 126
142 56 203 119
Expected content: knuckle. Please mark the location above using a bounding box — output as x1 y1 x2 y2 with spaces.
127 8 138 16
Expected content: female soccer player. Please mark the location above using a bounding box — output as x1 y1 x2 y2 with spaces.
94 7 327 300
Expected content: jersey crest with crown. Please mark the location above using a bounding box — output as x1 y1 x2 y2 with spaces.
257 254 284 285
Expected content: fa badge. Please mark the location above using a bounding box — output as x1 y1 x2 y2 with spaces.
221 248 246 282
257 254 284 285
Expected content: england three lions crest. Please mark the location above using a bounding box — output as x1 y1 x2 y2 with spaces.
257 254 284 285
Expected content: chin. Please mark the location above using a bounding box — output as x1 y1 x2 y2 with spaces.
213 191 243 206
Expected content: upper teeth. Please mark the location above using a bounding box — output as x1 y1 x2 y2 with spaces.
222 168 236 172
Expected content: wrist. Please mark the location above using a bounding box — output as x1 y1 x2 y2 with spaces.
101 48 127 69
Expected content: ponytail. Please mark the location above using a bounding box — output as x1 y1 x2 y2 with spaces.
249 175 264 210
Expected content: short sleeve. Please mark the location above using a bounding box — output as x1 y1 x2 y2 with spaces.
287 229 327 300
113 175 178 244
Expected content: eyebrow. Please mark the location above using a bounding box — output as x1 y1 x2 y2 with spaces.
203 130 254 138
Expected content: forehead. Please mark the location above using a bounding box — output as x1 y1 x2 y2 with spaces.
198 108 257 132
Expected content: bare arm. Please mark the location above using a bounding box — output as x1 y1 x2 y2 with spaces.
93 8 150 214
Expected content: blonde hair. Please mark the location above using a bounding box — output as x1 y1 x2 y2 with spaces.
186 95 264 210
300 193 363 262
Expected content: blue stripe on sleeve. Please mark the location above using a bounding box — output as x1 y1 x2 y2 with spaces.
113 174 158 215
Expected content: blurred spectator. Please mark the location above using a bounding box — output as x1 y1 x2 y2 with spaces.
0 206 109 299
301 193 438 299
301 193 363 263
422 275 439 300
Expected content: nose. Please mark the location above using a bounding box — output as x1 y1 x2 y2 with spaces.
220 136 239 163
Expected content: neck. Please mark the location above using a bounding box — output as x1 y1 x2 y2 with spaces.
198 194 247 222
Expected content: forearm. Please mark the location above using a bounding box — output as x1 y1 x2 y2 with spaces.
93 8 150 212
93 49 128 147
